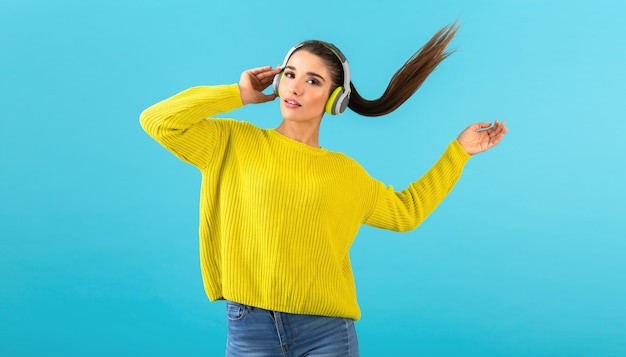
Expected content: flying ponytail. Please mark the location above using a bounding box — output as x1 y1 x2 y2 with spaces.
347 22 459 117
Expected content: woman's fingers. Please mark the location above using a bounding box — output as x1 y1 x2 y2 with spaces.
249 65 281 79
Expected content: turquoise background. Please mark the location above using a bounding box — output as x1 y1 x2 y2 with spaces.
2 0 625 355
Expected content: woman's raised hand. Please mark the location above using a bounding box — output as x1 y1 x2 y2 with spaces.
239 66 282 105
457 120 508 155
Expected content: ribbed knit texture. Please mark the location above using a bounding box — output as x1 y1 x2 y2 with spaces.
140 84 471 320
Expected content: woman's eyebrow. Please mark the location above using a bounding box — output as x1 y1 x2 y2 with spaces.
285 65 326 82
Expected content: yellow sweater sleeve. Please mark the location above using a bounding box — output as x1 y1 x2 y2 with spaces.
365 139 471 232
139 84 243 169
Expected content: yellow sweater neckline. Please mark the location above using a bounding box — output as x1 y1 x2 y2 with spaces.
267 128 329 155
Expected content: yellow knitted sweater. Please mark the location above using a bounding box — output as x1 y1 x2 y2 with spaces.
140 84 471 320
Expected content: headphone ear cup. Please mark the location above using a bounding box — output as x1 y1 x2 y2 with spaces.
325 86 346 115
272 72 283 97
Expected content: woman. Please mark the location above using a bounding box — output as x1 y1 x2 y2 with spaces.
141 23 507 356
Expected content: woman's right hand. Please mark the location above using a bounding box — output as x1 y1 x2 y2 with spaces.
239 65 282 105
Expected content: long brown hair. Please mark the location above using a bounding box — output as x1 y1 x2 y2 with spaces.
349 22 458 116
296 22 459 117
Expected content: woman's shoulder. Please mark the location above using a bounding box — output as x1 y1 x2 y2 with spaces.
326 150 370 175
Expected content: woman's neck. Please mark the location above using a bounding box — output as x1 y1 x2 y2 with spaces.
276 120 321 148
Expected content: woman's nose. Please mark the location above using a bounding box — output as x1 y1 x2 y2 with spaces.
287 80 301 95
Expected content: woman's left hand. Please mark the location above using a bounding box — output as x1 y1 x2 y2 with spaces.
457 120 508 155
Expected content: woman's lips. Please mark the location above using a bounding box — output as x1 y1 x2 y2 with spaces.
284 98 301 108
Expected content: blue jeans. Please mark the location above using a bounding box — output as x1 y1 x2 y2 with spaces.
225 301 359 357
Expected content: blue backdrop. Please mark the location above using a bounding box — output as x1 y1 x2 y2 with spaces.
2 0 625 356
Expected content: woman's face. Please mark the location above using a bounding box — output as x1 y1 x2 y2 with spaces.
278 50 333 123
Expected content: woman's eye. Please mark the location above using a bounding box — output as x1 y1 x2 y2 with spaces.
284 71 319 86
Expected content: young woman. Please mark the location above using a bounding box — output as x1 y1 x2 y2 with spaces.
141 23 507 356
